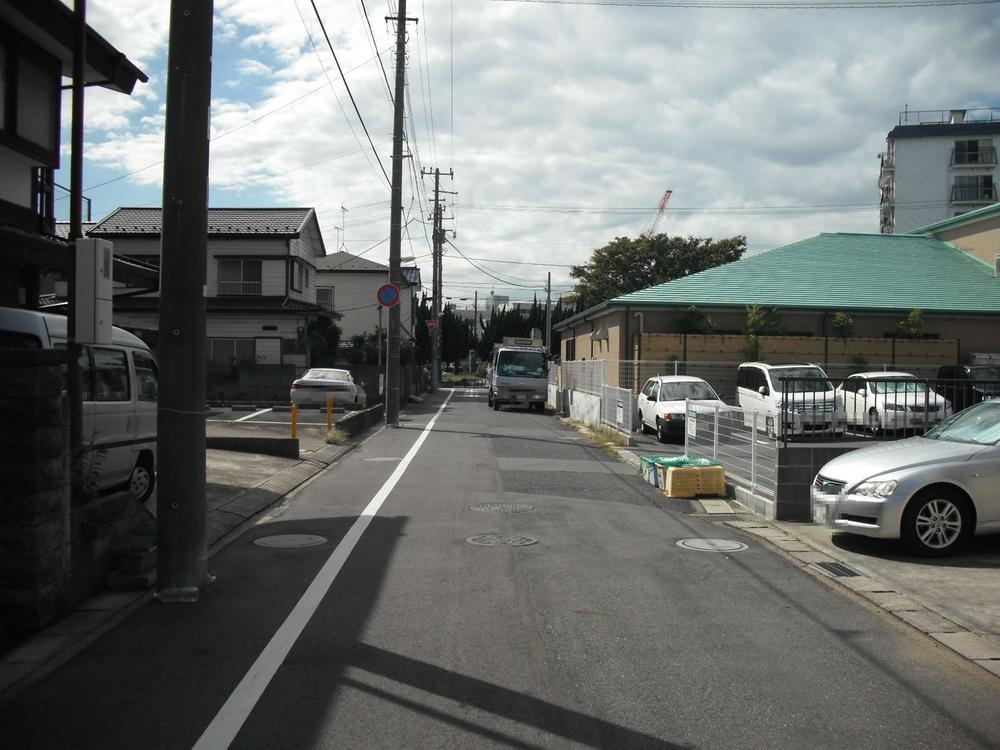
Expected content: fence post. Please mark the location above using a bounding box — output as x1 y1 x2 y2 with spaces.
712 402 719 461
683 398 690 455
673 360 679 376
750 409 758 495
291 403 299 439
326 395 333 432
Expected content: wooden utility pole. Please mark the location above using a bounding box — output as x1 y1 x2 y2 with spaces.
156 0 214 602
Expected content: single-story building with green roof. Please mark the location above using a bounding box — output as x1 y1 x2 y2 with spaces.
554 227 1000 376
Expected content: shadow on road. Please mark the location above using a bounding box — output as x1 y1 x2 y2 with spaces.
830 531 1000 568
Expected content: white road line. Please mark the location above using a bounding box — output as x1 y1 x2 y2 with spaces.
234 408 273 423
192 389 455 750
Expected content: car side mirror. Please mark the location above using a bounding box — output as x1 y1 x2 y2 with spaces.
758 386 767 396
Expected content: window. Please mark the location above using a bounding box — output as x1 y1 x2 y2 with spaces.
952 175 995 202
316 287 334 311
92 348 130 402
207 338 256 367
953 139 996 165
290 261 311 292
218 259 262 295
133 351 158 401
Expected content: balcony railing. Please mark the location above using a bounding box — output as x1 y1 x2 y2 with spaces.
218 280 262 296
950 185 997 203
950 147 998 166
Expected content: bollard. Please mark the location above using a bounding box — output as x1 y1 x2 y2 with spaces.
326 395 333 432
291 403 298 439
750 409 758 495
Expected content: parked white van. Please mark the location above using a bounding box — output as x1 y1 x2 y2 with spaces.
0 307 158 501
736 362 846 438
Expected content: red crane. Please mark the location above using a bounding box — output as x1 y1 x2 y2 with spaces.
642 189 673 239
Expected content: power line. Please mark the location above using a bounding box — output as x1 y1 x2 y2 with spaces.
446 238 552 287
307 0 391 185
358 0 394 104
492 0 1000 7
451 200 950 216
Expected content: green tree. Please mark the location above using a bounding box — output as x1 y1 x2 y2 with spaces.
831 311 855 339
570 234 747 309
745 304 783 336
671 305 714 335
897 308 923 339
307 312 343 366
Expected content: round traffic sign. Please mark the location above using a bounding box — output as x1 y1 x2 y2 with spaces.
377 283 401 308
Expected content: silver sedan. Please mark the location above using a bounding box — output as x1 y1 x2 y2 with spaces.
290 368 366 408
812 401 1000 556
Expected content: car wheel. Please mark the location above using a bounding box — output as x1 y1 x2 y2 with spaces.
655 418 667 443
640 418 651 435
129 454 155 503
901 488 972 557
867 408 882 435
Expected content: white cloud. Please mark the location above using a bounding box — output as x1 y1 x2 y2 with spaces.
70 0 1000 298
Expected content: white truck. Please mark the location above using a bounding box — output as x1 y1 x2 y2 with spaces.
488 337 548 412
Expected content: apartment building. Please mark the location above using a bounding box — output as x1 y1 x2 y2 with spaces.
879 108 1000 234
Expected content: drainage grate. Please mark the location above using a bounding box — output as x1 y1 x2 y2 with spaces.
692 513 758 522
466 534 538 547
253 534 327 549
676 538 749 552
814 561 860 578
469 503 535 514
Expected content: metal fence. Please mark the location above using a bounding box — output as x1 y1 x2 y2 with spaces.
684 401 778 500
562 359 605 395
601 385 635 434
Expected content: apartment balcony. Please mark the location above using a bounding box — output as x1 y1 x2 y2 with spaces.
217 280 262 296
950 147 998 167
950 186 998 204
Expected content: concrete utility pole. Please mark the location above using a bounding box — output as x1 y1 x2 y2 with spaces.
67 0 86 485
473 290 478 340
156 0 214 602
545 271 552 353
421 167 453 391
384 0 413 426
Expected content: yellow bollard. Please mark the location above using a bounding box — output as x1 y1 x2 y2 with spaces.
326 395 333 431
291 403 298 439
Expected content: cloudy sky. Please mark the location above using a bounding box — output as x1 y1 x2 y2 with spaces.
57 0 1000 305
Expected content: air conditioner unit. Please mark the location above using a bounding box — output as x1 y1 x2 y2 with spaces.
75 238 113 344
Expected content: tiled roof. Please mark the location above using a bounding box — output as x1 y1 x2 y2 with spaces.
315 251 389 272
90 207 315 236
54 222 97 239
556 233 1000 329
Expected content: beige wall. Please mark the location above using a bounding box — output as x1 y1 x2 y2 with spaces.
932 215 1000 268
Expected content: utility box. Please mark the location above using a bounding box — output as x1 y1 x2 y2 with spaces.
74 238 113 345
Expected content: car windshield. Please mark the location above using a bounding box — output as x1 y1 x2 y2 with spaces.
660 382 718 401
925 401 1000 445
772 367 833 392
870 379 926 394
497 351 547 378
304 369 350 381
969 366 1000 382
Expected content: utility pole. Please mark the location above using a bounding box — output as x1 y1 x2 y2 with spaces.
421 167 455 392
473 290 478 340
156 0 214 602
545 271 552 354
384 0 413 426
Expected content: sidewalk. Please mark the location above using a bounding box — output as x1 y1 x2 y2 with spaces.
0 423 375 703
610 442 1000 680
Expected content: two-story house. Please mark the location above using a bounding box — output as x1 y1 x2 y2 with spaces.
91 207 328 372
0 0 147 308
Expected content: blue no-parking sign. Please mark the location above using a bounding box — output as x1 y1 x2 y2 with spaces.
377 283 401 308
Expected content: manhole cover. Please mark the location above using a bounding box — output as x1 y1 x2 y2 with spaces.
469 503 534 513
466 534 538 547
676 538 748 552
253 534 328 548
364 457 401 462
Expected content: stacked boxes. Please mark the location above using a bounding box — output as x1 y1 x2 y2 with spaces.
659 464 726 498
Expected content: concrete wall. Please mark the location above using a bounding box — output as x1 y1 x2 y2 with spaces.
775 444 861 522
568 390 601 427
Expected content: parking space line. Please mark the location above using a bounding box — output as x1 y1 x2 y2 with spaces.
192 389 455 750
234 408 273 423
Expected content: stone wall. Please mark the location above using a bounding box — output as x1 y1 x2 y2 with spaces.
0 349 71 633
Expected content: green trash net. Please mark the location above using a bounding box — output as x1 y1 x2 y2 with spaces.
638 454 721 472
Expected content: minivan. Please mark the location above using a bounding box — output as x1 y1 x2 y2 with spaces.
736 362 846 438
0 307 158 501
935 364 1000 412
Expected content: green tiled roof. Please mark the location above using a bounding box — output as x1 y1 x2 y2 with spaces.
597 233 1000 318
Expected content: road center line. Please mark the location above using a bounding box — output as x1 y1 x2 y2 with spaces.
234 407 272 422
192 389 455 750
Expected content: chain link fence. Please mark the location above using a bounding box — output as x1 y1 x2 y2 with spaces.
562 360 605 395
684 401 778 501
601 385 635 434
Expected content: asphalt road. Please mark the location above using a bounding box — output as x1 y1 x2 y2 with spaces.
3 389 999 749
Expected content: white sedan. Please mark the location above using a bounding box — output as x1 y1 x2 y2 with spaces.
290 368 366 408
837 372 951 433
637 375 723 442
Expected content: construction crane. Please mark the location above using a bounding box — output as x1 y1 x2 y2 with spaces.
641 189 673 239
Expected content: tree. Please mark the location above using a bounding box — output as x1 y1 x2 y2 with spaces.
671 305 714 335
831 311 855 339
897 308 923 339
744 304 782 360
570 234 747 309
306 312 342 366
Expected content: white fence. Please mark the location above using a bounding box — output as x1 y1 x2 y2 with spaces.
562 360 605 395
601 385 635 434
684 401 779 506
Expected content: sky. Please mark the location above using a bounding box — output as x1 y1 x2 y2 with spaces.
56 0 1000 306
